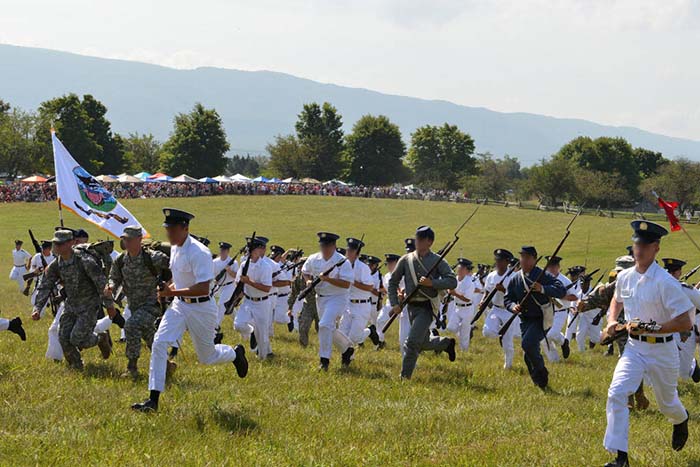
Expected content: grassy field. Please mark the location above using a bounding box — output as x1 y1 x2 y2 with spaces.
1 195 700 466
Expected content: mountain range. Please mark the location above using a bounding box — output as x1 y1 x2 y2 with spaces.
1 44 699 165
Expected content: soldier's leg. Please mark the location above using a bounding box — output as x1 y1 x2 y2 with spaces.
0 318 7 331
401 305 433 378
346 303 371 345
250 301 272 359
125 306 156 361
398 310 410 353
69 308 100 352
187 301 238 365
58 310 82 368
677 333 695 380
298 306 313 347
502 312 519 369
482 309 501 339
149 304 187 392
459 310 474 351
520 318 547 386
233 303 254 341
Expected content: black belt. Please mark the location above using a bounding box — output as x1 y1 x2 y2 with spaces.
630 334 673 344
177 296 210 304
244 294 269 302
221 282 233 287
350 299 370 304
456 303 470 308
14 264 26 267
277 292 289 298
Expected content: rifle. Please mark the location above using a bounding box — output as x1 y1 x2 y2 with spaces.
567 269 607 329
381 203 481 334
498 206 584 338
681 264 700 282
214 244 247 284
272 259 306 278
224 232 256 314
28 229 57 315
471 261 520 325
297 257 348 302
600 319 662 345
375 267 384 312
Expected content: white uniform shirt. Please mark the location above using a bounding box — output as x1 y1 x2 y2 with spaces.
370 270 382 304
12 249 31 267
455 274 475 306
213 256 239 286
30 252 55 272
349 259 373 300
483 270 512 308
554 272 573 309
266 257 283 295
274 260 293 295
236 256 273 298
615 261 693 331
680 282 700 309
302 251 354 296
169 235 214 291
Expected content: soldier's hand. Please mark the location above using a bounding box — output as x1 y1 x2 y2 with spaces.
495 283 505 293
531 282 543 293
106 307 117 320
287 310 293 318
512 304 521 314
240 275 251 285
390 305 402 317
319 274 328 283
305 279 313 286
31 308 41 321
104 285 112 296
604 321 618 337
418 276 432 287
626 320 642 336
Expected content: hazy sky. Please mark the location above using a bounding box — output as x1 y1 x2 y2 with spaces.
2 0 699 140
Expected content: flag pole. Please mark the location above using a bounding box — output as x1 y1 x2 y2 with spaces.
51 126 64 228
57 198 64 227
653 190 700 255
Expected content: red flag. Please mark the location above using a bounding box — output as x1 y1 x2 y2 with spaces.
658 196 681 232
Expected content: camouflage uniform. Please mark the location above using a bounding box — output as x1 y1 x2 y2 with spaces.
579 280 627 354
288 274 318 347
110 248 168 360
35 248 114 368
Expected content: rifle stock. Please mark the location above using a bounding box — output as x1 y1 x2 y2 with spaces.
471 262 519 325
224 231 256 314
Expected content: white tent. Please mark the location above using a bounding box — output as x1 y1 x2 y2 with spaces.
95 174 118 182
282 177 299 184
323 179 348 186
230 173 252 182
213 175 232 183
117 174 143 183
171 174 199 183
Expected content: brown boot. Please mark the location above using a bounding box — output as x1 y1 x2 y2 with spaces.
97 331 112 359
635 387 650 410
121 358 138 379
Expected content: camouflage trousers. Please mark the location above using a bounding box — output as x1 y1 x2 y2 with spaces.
124 304 159 360
298 303 319 347
59 304 100 368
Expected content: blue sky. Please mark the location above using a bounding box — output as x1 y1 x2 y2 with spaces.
2 0 699 139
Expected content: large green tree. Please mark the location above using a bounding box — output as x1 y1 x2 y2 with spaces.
520 157 577 205
640 158 700 209
462 153 521 199
266 135 309 178
160 103 230 178
122 132 162 173
226 154 264 177
407 123 476 190
36 94 124 174
294 102 345 180
342 114 408 185
0 108 40 178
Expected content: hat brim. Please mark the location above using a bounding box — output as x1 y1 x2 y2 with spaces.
632 233 659 244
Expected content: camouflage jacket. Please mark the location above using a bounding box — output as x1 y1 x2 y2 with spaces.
35 249 114 312
288 273 316 309
109 248 169 311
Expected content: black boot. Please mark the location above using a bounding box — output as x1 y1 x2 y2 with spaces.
132 390 160 413
214 327 223 345
8 317 26 341
692 359 700 383
112 311 126 328
287 316 294 332
169 346 179 358
368 325 380 346
589 341 596 350
445 338 457 362
97 331 112 359
319 357 329 371
376 340 386 351
604 450 629 467
250 332 257 351
341 347 354 368
672 410 689 451
121 358 138 378
233 345 248 378
606 344 614 356
561 338 570 359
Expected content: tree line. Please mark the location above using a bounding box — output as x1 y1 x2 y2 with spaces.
0 95 696 208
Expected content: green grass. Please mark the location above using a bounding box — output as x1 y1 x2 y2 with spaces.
1 195 700 466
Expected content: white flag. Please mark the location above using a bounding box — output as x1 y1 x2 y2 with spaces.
52 131 149 238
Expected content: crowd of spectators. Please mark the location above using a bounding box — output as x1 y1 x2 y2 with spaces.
0 181 467 203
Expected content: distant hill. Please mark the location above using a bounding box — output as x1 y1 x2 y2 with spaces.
2 44 699 165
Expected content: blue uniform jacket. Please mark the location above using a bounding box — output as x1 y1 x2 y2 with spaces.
504 267 566 319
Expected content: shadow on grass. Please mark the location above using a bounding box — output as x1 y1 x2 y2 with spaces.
211 404 258 435
83 362 120 380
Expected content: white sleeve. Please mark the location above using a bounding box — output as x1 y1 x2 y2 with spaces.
338 260 354 283
661 278 694 319
360 265 373 285
260 262 273 287
192 248 214 283
301 257 313 276
683 286 700 310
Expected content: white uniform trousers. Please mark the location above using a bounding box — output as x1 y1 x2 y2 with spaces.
483 306 519 368
149 298 237 392
0 318 8 331
273 293 290 324
291 297 304 332
339 300 372 345
9 265 27 292
245 299 272 359
46 303 65 360
234 300 255 340
447 303 474 351
543 309 568 362
675 332 697 380
565 310 578 341
215 283 236 325
604 338 687 454
576 308 601 351
376 304 392 342
316 294 352 359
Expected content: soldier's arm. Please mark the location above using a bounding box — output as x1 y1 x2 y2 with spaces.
109 255 123 291
82 255 115 309
503 278 520 313
431 258 458 290
541 274 566 299
387 257 406 306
